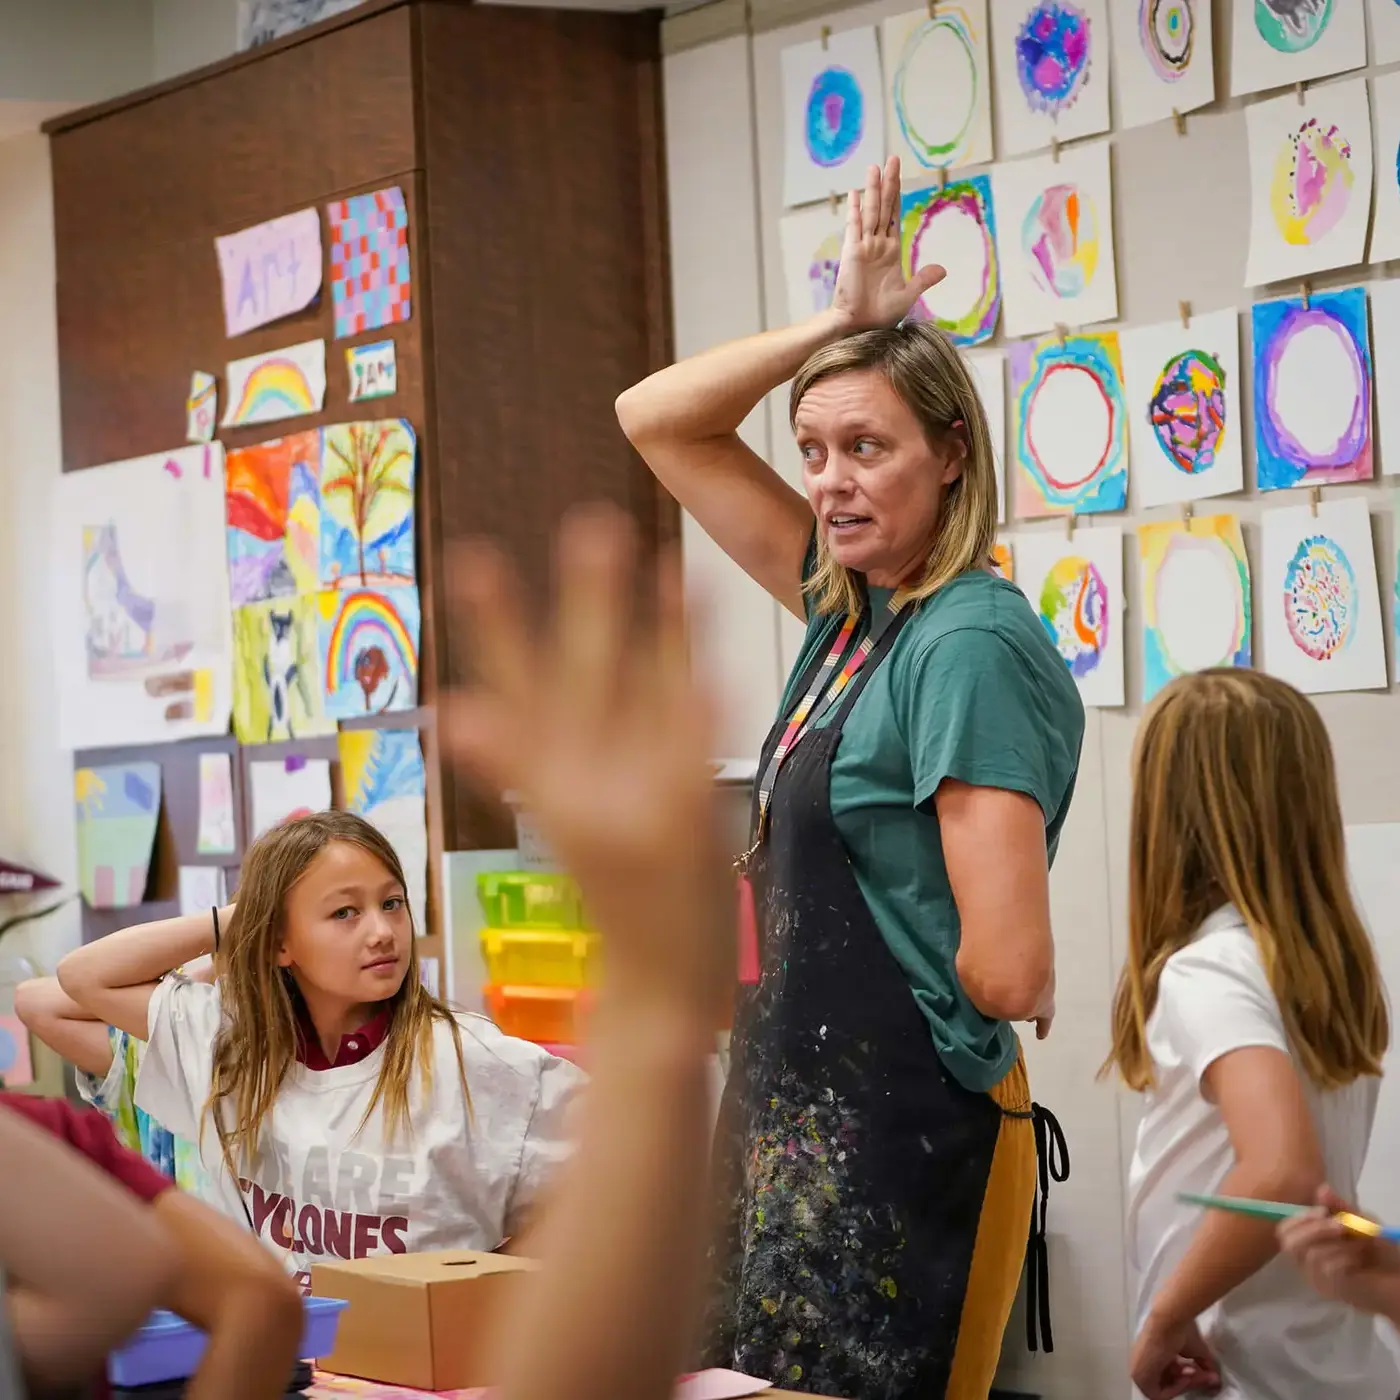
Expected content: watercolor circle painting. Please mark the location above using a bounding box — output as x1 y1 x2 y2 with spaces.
902 178 1000 345
1284 534 1355 660
1015 1 1091 116
1150 532 1249 676
891 8 980 167
1270 117 1354 247
1149 349 1227 476
1255 0 1333 53
805 66 865 168
1039 556 1108 678
1022 182 1098 299
1140 0 1195 80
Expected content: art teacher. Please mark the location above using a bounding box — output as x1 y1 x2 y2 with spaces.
616 158 1084 1400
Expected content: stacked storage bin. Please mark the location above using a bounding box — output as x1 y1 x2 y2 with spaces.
477 871 598 1060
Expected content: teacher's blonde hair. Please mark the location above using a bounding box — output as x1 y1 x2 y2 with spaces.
790 321 998 618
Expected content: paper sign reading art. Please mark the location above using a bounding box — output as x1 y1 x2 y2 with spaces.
1230 0 1365 100
327 187 412 340
1120 309 1243 509
1252 287 1372 492
340 727 428 927
1244 80 1372 288
187 372 217 444
215 208 322 338
779 204 846 322
1009 330 1127 518
1369 72 1400 265
75 762 162 909
196 753 237 856
53 444 233 751
780 29 885 209
347 340 397 402
901 175 999 347
223 340 326 428
1370 282 1400 479
964 349 1006 522
1014 526 1124 707
1138 515 1251 703
249 757 332 841
1112 0 1215 133
990 0 1111 159
1259 496 1384 695
882 3 992 175
991 140 1118 338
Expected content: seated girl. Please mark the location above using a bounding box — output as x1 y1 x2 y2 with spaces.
58 811 584 1291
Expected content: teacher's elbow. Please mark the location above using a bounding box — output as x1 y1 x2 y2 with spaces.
955 940 1053 1023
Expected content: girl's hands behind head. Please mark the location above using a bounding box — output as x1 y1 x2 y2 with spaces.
443 506 729 1021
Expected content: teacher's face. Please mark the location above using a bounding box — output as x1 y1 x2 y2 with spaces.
794 369 964 588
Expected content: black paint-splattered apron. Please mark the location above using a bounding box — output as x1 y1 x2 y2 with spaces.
705 607 1044 1400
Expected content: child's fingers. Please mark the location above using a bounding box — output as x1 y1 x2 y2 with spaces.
451 542 534 703
1279 1213 1345 1256
438 694 520 796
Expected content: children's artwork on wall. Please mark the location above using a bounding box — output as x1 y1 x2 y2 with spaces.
347 340 397 402
232 594 336 744
248 756 332 842
222 339 326 427
991 0 1111 158
178 864 227 916
319 420 417 589
237 0 368 50
0 1015 33 1087
1120 309 1243 508
965 349 1006 521
1369 72 1400 264
882 2 993 175
317 586 421 719
214 208 322 338
340 727 428 926
195 752 237 856
991 539 1014 581
1372 0 1400 65
780 28 885 208
74 762 162 909
186 371 217 444
1252 287 1373 491
327 186 412 339
1138 515 1251 702
1369 280 1400 477
779 204 846 322
1230 0 1366 99
1244 81 1372 286
992 140 1117 337
1260 496 1385 694
1014 526 1124 706
1009 331 1127 517
53 444 232 751
1112 0 1215 132
900 176 999 346
225 431 322 607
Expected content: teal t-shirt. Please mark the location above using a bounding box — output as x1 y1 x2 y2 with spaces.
777 561 1085 1093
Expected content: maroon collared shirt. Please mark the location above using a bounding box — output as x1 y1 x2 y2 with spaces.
294 1003 393 1070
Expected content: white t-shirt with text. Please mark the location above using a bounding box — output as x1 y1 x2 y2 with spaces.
135 975 585 1288
1127 904 1397 1400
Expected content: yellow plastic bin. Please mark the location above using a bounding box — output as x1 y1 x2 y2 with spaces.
476 872 583 931
480 929 599 989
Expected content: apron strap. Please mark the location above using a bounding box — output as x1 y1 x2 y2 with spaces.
1023 1102 1070 1354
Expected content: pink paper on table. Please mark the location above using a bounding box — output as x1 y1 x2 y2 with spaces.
306 1371 772 1400
216 207 323 337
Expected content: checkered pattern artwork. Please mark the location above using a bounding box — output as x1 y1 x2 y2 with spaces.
327 186 412 340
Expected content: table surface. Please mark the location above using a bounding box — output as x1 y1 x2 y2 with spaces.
305 1377 814 1400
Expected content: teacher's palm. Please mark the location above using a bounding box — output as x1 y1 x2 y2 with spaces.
831 156 947 332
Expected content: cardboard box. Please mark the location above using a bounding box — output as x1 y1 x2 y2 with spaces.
310 1250 539 1390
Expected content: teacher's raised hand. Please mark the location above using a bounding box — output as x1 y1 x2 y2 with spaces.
830 156 947 334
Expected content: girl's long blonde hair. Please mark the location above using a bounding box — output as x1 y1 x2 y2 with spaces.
205 810 467 1179
790 321 999 617
1104 668 1387 1092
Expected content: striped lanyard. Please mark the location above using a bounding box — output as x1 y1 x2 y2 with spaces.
739 592 905 867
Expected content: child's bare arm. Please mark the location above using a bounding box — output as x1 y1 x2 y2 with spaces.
13 976 113 1078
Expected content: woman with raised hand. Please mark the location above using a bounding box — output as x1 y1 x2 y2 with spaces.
615 155 1084 1399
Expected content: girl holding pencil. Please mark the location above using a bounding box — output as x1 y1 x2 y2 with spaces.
1103 669 1396 1400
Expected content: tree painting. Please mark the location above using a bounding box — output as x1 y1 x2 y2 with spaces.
319 419 417 589
354 645 391 710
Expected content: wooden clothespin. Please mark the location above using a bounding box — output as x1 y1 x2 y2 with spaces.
1309 485 1321 517
829 189 841 216
1296 81 1307 106
820 23 831 49
1301 279 1312 310
1178 300 1192 330
1181 501 1195 532
927 0 937 16
1065 511 1077 541
1051 135 1062 164
937 165 949 190
1172 108 1186 136
1054 322 1069 345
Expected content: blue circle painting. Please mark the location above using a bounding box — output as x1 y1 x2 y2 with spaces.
805 66 865 168
1015 1 1091 115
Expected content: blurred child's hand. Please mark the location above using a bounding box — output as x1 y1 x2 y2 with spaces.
1279 1185 1400 1324
443 506 729 1019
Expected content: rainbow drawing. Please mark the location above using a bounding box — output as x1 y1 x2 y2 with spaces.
317 585 420 719
223 340 327 428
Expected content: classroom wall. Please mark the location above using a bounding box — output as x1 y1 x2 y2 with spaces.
661 3 1400 1394
152 0 241 80
0 0 155 105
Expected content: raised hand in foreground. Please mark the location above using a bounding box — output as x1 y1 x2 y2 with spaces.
442 506 730 1400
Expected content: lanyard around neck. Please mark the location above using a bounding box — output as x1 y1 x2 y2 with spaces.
744 592 905 860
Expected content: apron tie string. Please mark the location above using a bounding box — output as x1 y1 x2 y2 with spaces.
1024 1102 1069 1354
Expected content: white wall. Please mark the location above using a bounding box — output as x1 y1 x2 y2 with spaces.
153 0 240 80
0 0 155 104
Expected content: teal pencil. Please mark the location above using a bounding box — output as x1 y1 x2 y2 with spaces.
1179 1191 1400 1243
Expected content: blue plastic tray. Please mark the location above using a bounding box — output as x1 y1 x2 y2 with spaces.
108 1295 348 1388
